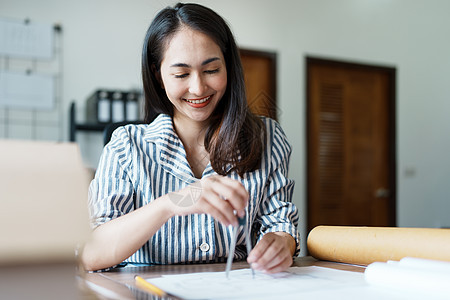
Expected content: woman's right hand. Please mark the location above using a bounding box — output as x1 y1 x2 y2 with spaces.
168 175 249 226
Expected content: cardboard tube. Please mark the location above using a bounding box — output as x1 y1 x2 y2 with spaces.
307 226 450 266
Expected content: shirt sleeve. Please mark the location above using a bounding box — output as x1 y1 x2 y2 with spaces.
256 119 301 256
88 126 135 229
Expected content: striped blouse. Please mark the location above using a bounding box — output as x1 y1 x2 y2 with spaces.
88 114 300 265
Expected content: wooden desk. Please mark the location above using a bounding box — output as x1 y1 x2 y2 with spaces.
80 256 365 299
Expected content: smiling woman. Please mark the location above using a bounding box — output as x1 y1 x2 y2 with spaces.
82 2 300 275
141 3 265 177
158 27 227 125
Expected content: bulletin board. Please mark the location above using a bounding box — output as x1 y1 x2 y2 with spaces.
0 17 63 141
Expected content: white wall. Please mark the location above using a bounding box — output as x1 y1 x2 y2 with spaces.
2 0 449 255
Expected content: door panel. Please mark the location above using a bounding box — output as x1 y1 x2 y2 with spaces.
240 49 277 120
307 58 396 231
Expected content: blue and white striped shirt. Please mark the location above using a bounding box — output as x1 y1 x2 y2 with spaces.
88 114 300 264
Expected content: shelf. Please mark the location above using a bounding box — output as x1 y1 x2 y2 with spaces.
69 101 147 145
69 102 107 142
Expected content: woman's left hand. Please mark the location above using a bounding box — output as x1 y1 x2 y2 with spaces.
247 232 296 274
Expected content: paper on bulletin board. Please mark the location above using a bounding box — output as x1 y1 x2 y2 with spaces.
0 18 53 59
0 71 54 110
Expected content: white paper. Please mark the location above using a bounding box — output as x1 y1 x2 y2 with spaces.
143 265 450 300
396 256 450 274
147 267 367 300
365 257 450 299
0 70 54 110
0 18 53 59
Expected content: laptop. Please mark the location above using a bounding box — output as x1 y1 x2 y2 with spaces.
0 140 90 264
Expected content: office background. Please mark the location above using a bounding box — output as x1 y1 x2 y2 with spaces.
1 0 449 255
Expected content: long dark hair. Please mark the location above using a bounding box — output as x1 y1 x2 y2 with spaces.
142 2 264 176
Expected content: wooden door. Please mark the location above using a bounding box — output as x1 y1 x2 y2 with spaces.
307 57 396 232
240 49 277 120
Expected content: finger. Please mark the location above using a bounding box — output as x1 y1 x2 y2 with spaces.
263 256 293 274
247 235 276 263
200 189 238 226
252 240 284 270
198 195 233 226
205 176 248 213
258 246 286 270
260 244 295 271
215 176 248 201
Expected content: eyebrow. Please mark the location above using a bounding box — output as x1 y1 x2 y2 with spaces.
170 57 221 68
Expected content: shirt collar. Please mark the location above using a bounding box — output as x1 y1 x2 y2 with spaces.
143 114 180 144
143 114 216 181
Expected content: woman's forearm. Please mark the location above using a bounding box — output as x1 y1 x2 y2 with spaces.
81 195 174 271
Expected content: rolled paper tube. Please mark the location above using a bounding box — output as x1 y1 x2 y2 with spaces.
307 226 450 265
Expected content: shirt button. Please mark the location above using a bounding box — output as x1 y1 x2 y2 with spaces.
199 242 210 252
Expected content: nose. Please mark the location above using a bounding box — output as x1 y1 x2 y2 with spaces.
188 73 206 96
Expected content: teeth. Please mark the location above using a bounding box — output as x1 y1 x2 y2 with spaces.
185 96 211 104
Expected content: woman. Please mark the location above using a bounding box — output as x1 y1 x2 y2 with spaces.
82 2 300 274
